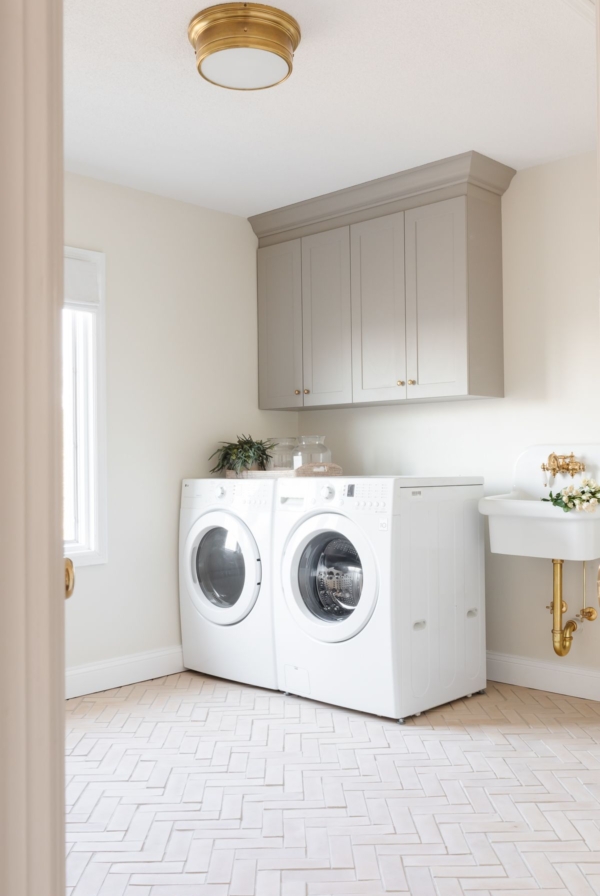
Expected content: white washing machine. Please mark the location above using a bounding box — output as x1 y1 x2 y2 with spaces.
273 476 486 720
179 478 277 690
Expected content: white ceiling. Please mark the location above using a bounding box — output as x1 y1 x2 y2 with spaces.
64 0 597 218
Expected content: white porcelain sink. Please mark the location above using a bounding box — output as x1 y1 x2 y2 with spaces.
479 444 600 561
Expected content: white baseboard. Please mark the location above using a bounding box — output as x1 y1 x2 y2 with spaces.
66 645 185 699
487 650 600 702
65 645 599 702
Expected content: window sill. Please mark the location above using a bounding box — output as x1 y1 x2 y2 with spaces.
64 549 107 568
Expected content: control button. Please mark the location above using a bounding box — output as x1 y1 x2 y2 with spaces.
321 486 335 500
214 485 225 498
367 501 372 507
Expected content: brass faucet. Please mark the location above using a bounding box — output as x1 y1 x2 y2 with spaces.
541 452 585 481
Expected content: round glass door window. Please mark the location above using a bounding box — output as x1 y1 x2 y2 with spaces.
298 530 363 622
196 526 246 608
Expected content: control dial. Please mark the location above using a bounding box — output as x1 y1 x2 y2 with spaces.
214 485 225 498
321 486 335 500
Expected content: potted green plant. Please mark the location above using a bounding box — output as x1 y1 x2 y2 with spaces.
209 435 276 478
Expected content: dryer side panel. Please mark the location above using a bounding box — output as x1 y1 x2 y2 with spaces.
397 485 485 717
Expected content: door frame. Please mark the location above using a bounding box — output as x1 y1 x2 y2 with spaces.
0 0 65 894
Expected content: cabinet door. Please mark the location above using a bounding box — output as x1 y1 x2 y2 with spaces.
301 227 352 407
405 197 468 399
257 240 303 409
351 212 406 403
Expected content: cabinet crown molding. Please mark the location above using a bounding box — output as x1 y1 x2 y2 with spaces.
249 151 516 240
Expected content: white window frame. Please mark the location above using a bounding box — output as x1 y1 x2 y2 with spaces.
63 246 107 566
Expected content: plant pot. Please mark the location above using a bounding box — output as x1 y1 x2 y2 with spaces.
224 468 258 479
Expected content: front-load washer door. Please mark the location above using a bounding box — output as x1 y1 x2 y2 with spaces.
183 510 261 625
281 513 378 643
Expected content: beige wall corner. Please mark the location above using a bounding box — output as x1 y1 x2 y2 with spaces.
64 175 297 677
0 0 65 894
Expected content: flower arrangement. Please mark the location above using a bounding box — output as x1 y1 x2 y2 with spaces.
209 435 276 476
543 478 600 513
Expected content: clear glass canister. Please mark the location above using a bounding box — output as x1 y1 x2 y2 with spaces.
267 437 297 471
292 436 332 470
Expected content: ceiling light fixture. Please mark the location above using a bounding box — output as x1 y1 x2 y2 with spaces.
188 2 301 91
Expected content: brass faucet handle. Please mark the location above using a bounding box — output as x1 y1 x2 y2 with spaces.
578 606 598 622
541 453 559 476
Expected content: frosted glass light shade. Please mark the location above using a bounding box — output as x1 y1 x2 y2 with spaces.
189 3 301 92
200 47 290 90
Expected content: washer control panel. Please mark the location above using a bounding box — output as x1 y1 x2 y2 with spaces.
345 480 391 511
182 479 271 509
276 478 393 512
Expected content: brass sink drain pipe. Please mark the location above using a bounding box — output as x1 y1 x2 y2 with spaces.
549 559 597 656
551 560 577 656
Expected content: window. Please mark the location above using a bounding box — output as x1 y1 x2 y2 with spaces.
63 247 107 565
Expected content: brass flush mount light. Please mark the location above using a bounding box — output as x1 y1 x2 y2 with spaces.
188 2 301 90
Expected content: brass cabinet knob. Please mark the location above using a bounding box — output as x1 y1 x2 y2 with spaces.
396 380 405 386
294 390 301 395
408 379 416 385
65 557 75 599
304 389 310 394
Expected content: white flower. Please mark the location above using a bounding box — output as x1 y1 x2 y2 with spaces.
585 502 597 513
590 497 598 506
576 503 584 512
591 480 598 489
582 478 590 487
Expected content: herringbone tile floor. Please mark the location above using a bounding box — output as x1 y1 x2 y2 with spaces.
65 673 600 896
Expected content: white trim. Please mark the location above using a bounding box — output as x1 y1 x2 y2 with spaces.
487 650 600 702
63 246 108 566
560 0 596 24
66 645 185 699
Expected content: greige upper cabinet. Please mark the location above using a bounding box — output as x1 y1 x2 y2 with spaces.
252 152 514 410
351 212 406 403
257 240 303 410
405 198 468 400
301 227 352 407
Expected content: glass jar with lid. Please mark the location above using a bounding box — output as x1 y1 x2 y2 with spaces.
292 436 332 470
267 437 297 471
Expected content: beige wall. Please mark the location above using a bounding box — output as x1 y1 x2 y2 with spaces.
64 173 294 668
302 152 600 673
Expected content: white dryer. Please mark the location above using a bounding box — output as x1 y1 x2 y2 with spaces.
273 476 486 720
179 478 277 689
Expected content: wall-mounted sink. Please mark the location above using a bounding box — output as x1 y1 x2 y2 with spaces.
479 445 600 657
479 444 600 561
479 491 600 560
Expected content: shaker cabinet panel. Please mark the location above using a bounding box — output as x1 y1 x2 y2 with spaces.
257 240 303 410
351 212 406 403
301 227 352 407
405 198 468 400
